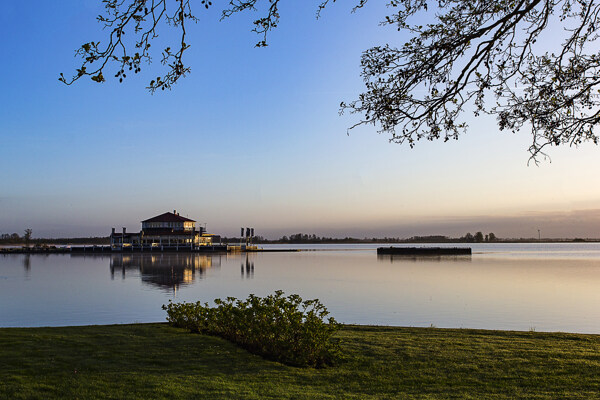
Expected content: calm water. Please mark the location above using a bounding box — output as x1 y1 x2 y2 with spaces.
1 243 600 333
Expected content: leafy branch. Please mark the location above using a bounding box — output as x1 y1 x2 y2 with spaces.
60 0 199 92
340 0 600 161
62 0 600 159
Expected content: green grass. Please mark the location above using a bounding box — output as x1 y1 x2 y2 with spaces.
1 324 599 399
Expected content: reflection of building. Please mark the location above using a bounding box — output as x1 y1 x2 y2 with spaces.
110 253 222 292
110 210 223 251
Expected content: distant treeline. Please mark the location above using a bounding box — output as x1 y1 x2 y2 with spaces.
223 232 499 244
223 232 598 244
0 232 109 245
2 232 597 246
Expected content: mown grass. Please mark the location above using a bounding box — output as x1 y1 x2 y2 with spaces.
1 323 599 399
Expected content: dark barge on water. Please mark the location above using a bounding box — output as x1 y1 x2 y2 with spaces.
377 246 472 256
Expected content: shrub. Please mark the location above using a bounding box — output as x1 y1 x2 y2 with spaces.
162 290 340 367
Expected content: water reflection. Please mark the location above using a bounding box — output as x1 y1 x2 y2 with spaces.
3 244 600 332
241 254 254 279
22 254 30 278
109 253 222 293
377 254 472 263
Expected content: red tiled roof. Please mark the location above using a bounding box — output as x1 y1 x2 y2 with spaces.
142 212 195 223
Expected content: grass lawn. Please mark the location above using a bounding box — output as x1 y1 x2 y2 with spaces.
1 324 599 399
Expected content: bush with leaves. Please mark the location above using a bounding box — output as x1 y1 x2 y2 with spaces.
162 290 340 367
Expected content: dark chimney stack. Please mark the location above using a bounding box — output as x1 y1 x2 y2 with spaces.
123 227 126 235
112 227 115 235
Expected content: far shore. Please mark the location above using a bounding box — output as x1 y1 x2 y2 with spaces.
2 237 600 248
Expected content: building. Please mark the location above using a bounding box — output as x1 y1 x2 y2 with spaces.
110 210 222 251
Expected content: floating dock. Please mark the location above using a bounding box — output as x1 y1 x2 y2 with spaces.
377 247 472 256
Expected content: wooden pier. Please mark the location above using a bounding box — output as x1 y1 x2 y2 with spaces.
71 245 228 253
1 245 297 254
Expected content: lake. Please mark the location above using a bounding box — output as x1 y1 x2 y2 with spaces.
1 243 600 333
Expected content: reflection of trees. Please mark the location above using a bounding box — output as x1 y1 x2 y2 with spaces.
22 254 31 271
19 253 53 278
22 254 30 279
110 253 222 292
377 255 472 264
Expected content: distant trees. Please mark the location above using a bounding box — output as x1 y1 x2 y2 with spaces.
221 233 500 244
462 232 475 243
23 229 32 248
288 233 318 243
0 233 23 244
461 231 497 243
409 235 450 243
222 234 391 244
0 234 109 245
0 230 33 247
215 232 510 244
279 234 360 244
0 231 31 245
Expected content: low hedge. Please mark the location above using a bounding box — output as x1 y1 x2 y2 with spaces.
163 290 340 367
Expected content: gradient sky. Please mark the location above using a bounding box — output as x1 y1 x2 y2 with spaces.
1 1 600 239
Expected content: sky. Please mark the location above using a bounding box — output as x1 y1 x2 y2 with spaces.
1 1 600 239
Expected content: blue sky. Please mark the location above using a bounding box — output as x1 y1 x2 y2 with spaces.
1 1 600 239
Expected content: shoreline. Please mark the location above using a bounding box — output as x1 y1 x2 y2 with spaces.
3 239 600 255
2 322 599 336
2 238 600 249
